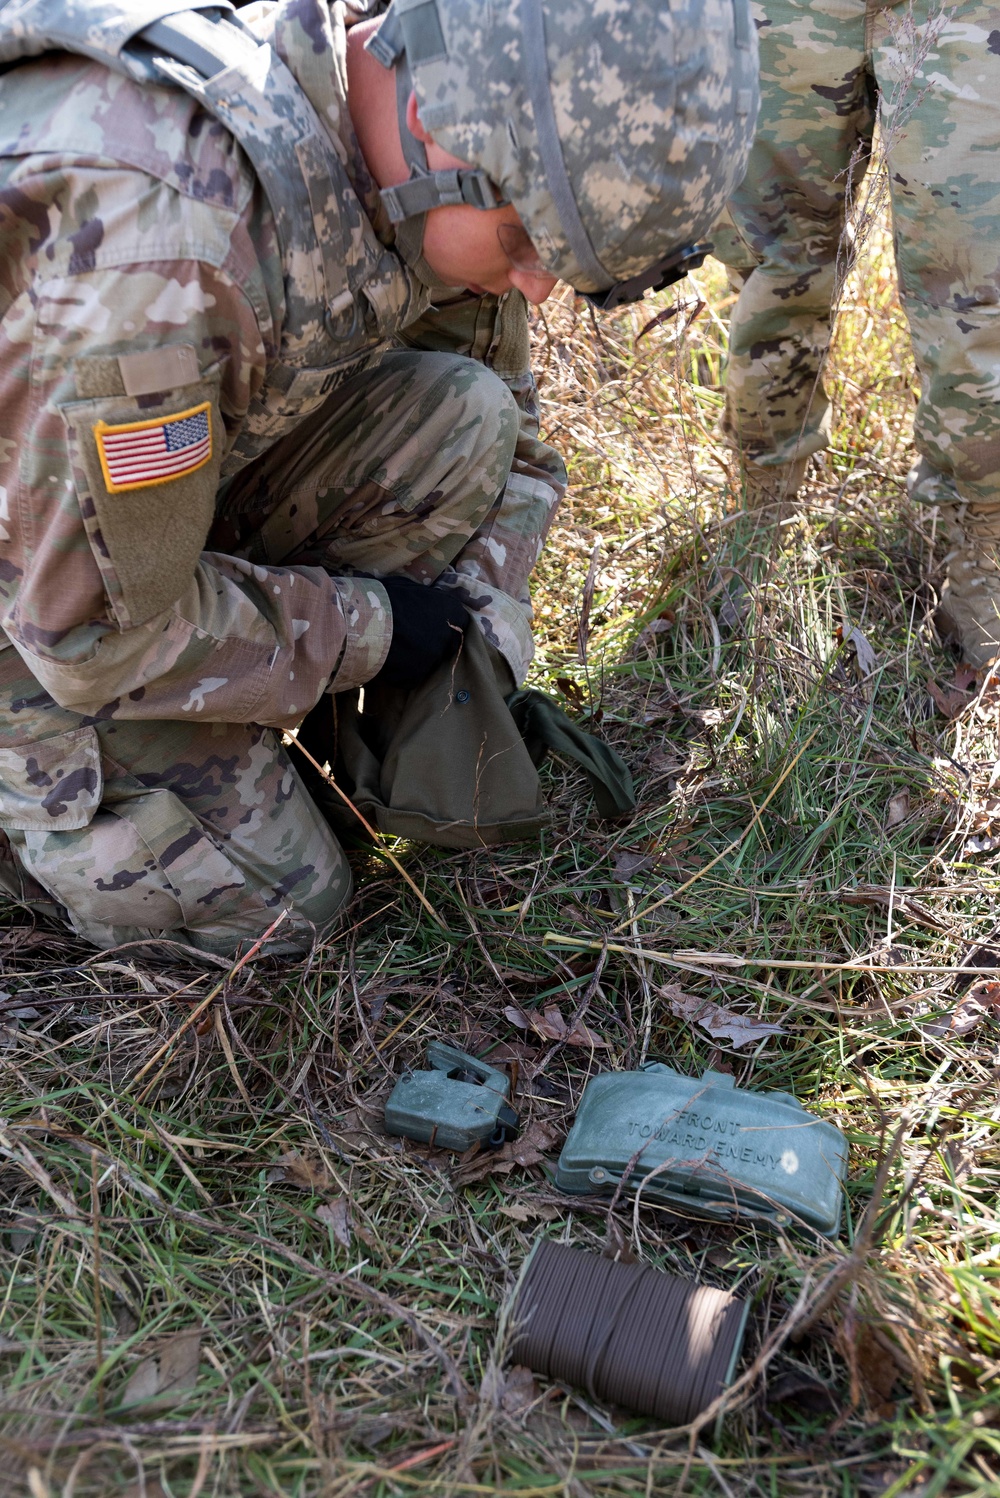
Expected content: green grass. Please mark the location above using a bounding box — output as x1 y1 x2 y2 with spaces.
4 210 1000 1496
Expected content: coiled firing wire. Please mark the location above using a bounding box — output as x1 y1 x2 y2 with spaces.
632 1271 690 1415
507 1240 747 1425
675 1281 724 1423
581 1258 648 1403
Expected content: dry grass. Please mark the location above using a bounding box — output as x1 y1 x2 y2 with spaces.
4 201 1000 1497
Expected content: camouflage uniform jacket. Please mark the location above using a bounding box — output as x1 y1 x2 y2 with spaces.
0 0 562 731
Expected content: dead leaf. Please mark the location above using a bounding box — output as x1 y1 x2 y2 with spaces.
956 975 999 1009
8 1214 39 1254
499 1364 541 1417
511 1120 562 1168
266 1150 334 1193
480 1037 538 1070
452 1119 561 1185
613 850 655 883
498 1201 562 1223
316 1196 352 1249
870 944 910 968
0 990 41 1019
836 1315 911 1414
885 790 910 829
120 1328 201 1409
855 1323 903 1405
503 1003 535 1032
644 746 684 774
555 677 585 709
957 941 1000 986
944 1140 978 1185
502 1002 609 1050
928 676 975 720
636 301 683 343
917 979 1000 1039
602 1213 636 1263
0 928 54 954
767 1369 837 1415
351 1416 400 1451
963 831 1000 855
839 624 878 676
634 617 673 655
661 984 783 1048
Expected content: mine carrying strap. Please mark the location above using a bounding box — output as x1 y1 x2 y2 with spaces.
507 688 636 821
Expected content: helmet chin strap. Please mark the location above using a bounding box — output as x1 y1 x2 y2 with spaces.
365 15 508 295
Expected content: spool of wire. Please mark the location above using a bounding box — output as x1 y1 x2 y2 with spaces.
506 1240 749 1425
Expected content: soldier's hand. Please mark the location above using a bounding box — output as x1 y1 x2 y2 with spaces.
370 576 469 690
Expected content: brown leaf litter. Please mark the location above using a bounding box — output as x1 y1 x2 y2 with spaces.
503 1002 609 1049
119 1327 202 1410
450 1119 563 1186
266 1150 335 1193
316 1196 353 1248
659 983 784 1048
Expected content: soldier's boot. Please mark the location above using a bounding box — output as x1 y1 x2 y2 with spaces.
716 456 809 631
906 457 1000 669
936 502 1000 668
739 455 810 521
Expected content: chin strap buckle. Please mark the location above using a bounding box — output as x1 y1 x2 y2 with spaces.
581 242 713 310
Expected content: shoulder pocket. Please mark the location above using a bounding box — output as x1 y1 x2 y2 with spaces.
0 726 103 832
59 376 224 630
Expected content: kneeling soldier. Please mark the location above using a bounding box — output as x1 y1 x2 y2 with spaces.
0 0 756 954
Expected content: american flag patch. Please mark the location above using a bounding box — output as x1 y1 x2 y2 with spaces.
94 401 213 494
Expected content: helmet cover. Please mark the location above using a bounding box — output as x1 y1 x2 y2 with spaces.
388 0 759 295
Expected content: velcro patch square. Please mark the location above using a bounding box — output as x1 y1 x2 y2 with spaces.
94 401 212 493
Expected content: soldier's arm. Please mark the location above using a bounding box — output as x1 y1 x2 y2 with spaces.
396 290 566 683
0 165 388 730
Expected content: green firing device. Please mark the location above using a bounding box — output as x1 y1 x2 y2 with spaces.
555 1066 848 1237
385 1043 519 1152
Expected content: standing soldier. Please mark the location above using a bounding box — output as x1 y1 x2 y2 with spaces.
714 0 1000 665
0 0 757 954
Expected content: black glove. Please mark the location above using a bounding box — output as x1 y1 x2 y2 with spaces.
370 576 469 690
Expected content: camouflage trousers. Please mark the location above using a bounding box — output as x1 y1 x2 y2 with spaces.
0 349 541 957
713 0 1000 510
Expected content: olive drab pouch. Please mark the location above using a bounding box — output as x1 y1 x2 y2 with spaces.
316 623 635 848
329 623 547 847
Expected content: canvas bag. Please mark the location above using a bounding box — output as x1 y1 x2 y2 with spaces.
308 625 635 848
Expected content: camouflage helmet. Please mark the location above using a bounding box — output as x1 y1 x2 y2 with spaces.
367 0 758 304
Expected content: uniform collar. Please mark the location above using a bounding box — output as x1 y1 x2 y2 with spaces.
254 0 392 240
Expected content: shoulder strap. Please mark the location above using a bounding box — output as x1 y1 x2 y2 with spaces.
0 0 233 77
0 0 365 350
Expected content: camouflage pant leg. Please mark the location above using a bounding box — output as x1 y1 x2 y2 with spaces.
717 0 1000 501
393 293 569 680
712 0 875 468
0 645 350 955
875 3 1000 510
229 350 518 573
225 349 531 677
